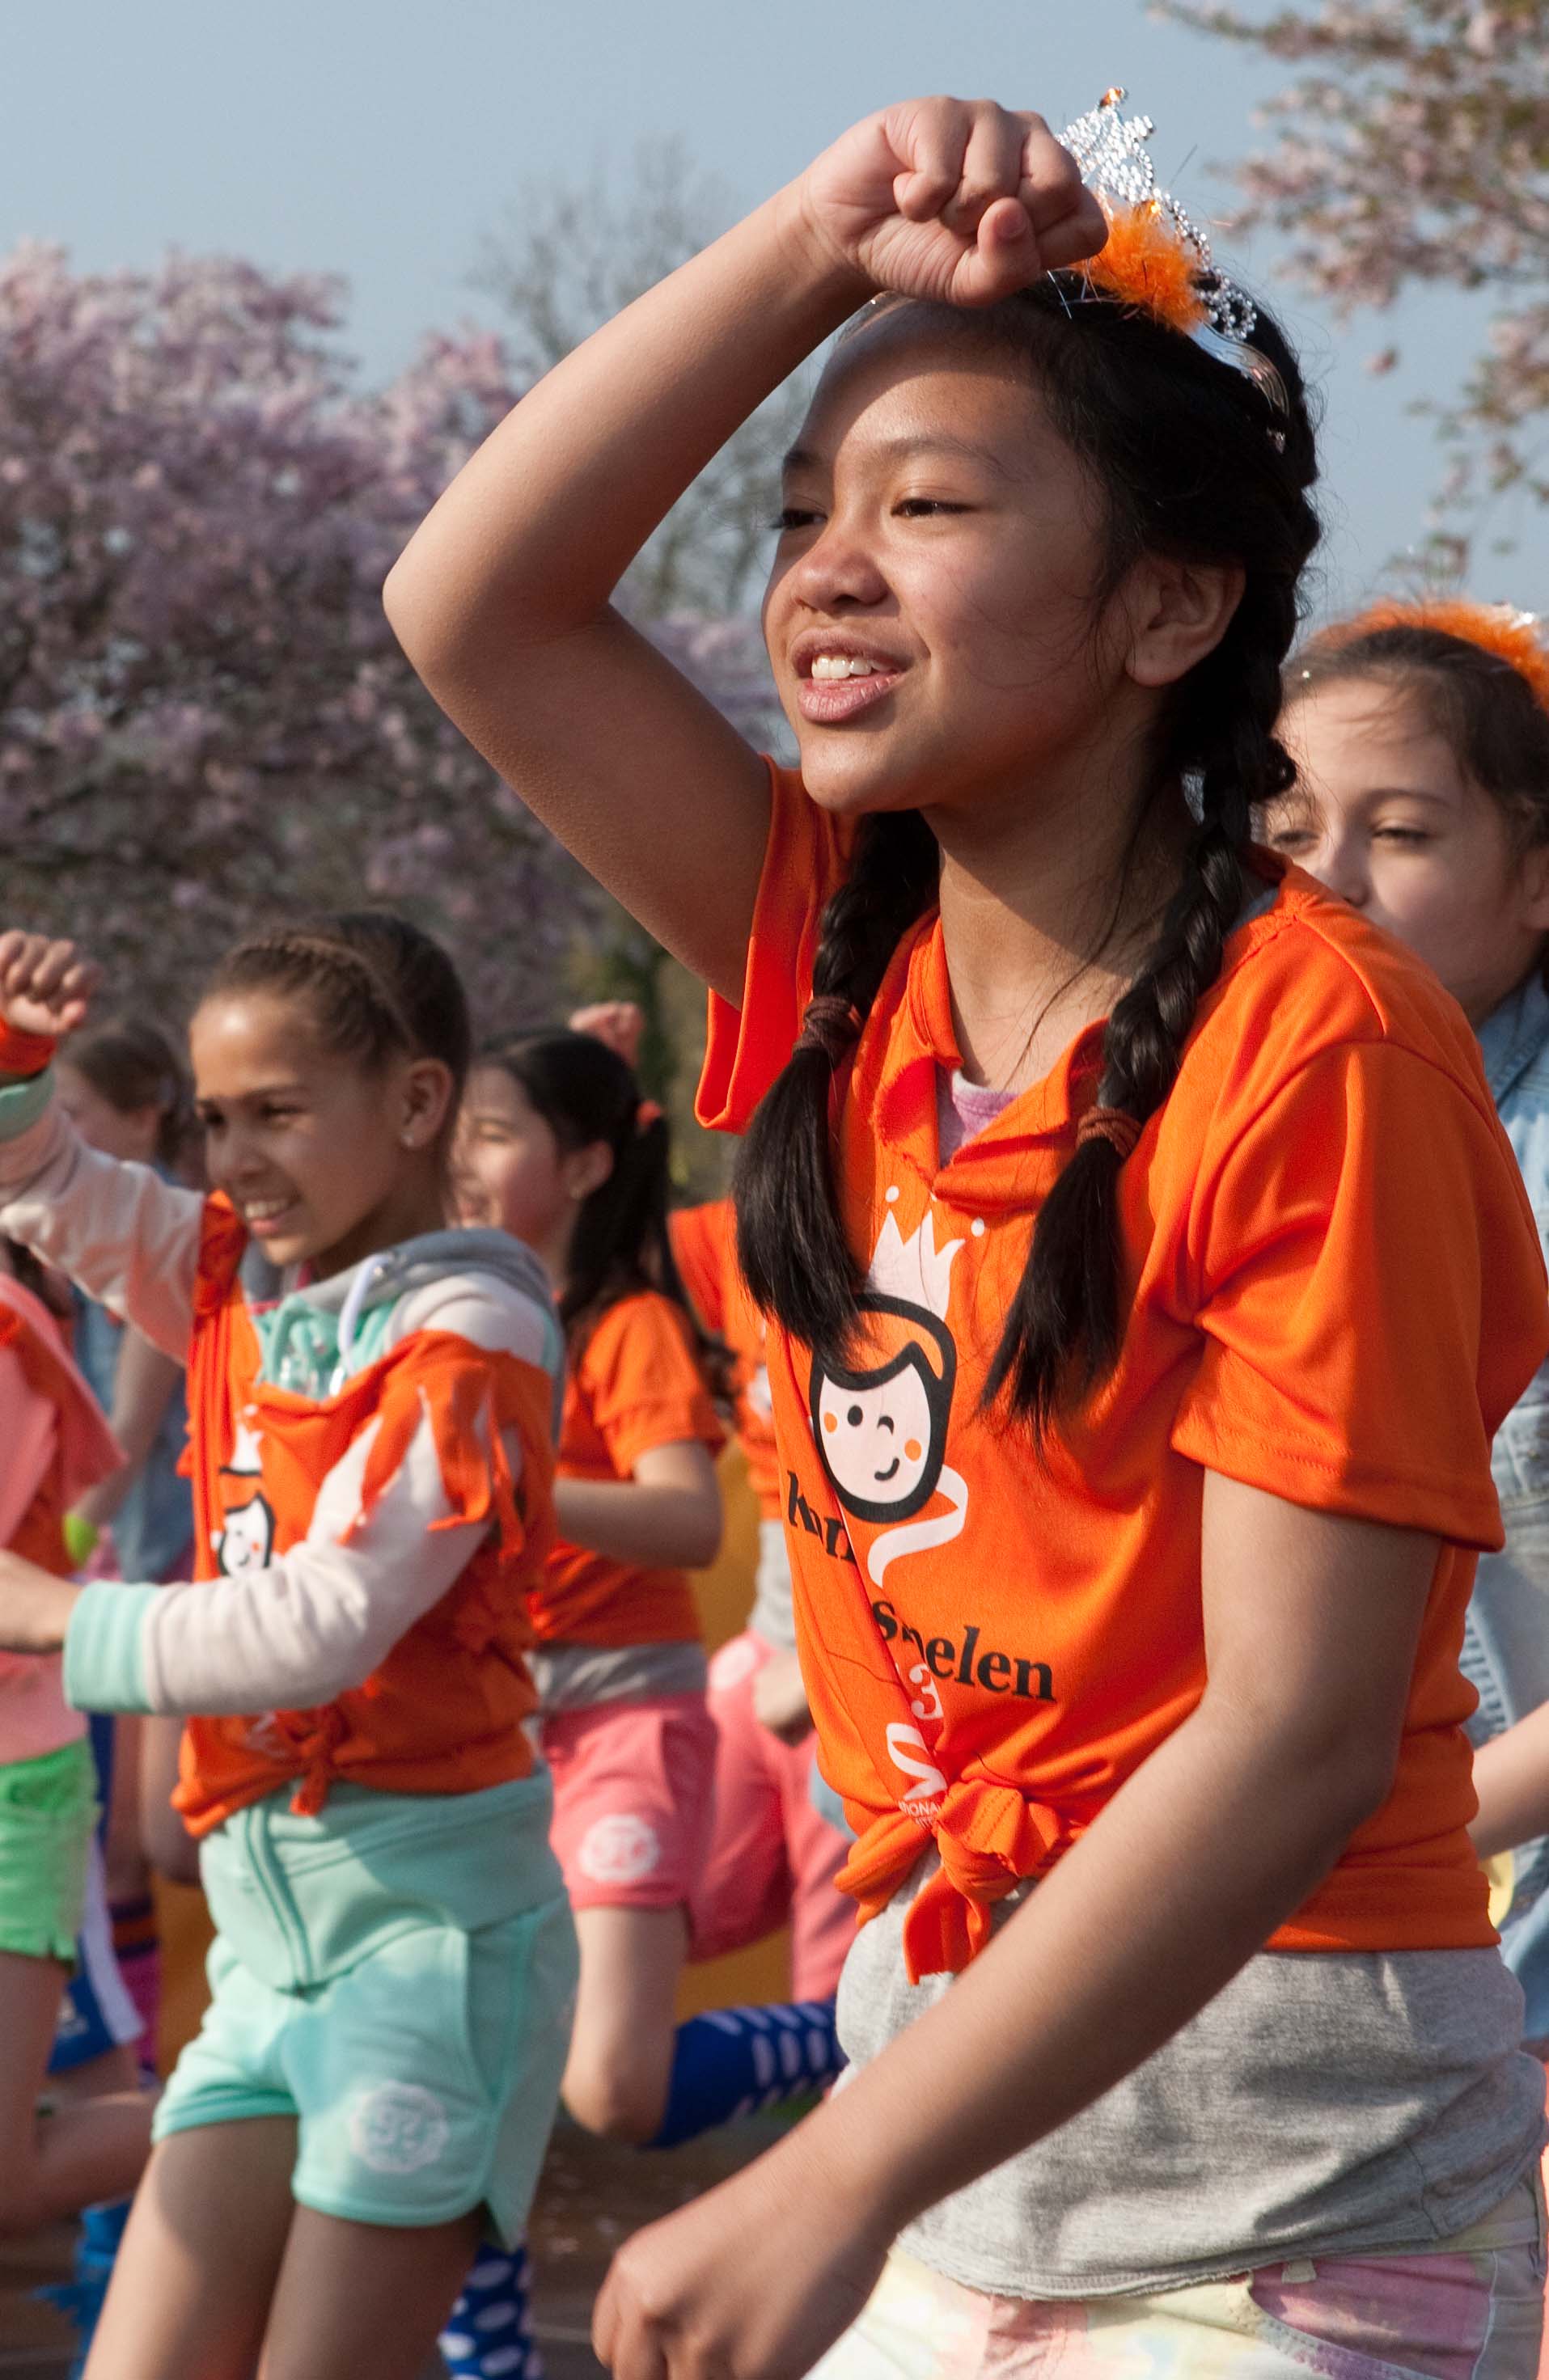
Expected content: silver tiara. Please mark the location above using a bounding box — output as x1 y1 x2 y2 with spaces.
1059 89 1290 430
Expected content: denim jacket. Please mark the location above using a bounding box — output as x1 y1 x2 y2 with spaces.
1463 969 1549 2044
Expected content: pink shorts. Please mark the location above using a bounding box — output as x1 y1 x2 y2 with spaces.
540 1692 717 1914
690 1630 855 2001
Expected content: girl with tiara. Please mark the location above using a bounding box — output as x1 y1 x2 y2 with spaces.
390 93 1549 2380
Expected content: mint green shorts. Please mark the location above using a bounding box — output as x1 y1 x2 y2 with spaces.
0 1736 97 1964
154 1771 578 2244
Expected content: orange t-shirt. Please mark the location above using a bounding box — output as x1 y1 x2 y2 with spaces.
176 1198 557 1836
698 761 1549 1979
527 1289 723 1647
671 1199 781 1521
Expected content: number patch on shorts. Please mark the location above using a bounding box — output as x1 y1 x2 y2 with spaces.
576 1813 662 1884
347 2082 451 2175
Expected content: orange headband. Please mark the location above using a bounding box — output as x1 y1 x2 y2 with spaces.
1314 598 1549 718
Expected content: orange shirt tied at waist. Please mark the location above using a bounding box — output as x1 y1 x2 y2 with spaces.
698 762 1549 1980
177 1197 558 1836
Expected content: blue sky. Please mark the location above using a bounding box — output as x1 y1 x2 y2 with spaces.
6 0 1537 619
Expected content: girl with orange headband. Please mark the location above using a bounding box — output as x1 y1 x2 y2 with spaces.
390 91 1549 2380
1271 601 1549 2041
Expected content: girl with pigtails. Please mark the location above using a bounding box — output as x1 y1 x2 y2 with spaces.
391 91 1549 2380
453 1033 845 2123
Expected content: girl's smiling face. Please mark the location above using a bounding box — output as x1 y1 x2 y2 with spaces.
455 1065 570 1249
1272 677 1549 1022
762 316 1128 829
454 1063 613 1274
189 992 452 1279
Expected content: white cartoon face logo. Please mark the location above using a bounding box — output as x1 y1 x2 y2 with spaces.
811 1298 956 1525
215 1494 275 1575
815 1351 937 1516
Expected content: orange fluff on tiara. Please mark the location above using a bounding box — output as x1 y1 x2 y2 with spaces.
1321 599 1549 717
1057 91 1289 425
1082 201 1209 338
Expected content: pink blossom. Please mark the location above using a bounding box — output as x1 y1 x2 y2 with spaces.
0 247 768 1027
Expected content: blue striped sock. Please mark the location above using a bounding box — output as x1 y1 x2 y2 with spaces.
649 1997 843 2149
439 2241 543 2380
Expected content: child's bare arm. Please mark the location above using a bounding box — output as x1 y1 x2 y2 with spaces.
386 102 1102 1000
0 935 204 1355
556 1441 722 1572
74 1330 184 1530
594 1475 1438 2380
1471 1701 1549 1858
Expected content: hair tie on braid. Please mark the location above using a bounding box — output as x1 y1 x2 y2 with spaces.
798 996 863 1063
1076 1105 1142 1161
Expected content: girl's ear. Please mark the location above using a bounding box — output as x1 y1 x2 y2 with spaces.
1124 556 1246 691
398 1058 455 1151
1521 841 1549 936
561 1139 616 1203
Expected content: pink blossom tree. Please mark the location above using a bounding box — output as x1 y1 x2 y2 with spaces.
1167 0 1549 571
0 245 777 1032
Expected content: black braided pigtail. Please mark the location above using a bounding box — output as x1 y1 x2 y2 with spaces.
987 581 1303 1433
734 810 938 1359
732 269 1316 1423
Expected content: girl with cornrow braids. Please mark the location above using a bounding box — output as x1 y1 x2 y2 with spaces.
391 94 1549 2379
0 911 578 2380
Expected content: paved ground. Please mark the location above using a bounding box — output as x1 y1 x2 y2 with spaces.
0 2114 785 2377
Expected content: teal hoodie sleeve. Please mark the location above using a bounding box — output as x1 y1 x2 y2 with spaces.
62 1583 159 1715
0 1069 56 1139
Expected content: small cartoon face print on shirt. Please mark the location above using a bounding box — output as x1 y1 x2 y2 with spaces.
810 1295 957 1527
215 1492 275 1575
214 1413 274 1575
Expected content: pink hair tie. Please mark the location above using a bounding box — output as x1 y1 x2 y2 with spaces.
1077 1105 1142 1161
636 1099 664 1132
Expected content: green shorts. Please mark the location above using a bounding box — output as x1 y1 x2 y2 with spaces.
0 1735 97 1964
154 1770 578 2244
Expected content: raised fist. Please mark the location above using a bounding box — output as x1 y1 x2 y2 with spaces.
794 97 1106 311
0 932 100 1044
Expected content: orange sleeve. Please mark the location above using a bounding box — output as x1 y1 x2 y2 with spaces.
579 1295 725 1479
696 759 853 1135
669 1200 730 1337
1170 1040 1548 1548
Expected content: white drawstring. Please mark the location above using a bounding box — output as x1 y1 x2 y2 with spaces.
329 1256 387 1394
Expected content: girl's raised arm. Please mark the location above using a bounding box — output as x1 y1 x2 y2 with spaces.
385 100 1104 1000
0 935 203 1359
